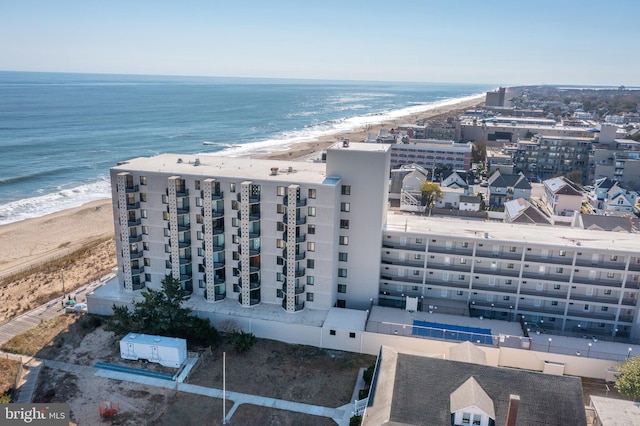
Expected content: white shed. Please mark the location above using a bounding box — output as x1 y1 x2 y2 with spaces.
119 333 187 368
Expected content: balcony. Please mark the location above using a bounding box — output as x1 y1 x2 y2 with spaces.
238 246 260 256
282 298 304 312
283 214 306 225
237 210 261 221
380 274 423 285
282 265 305 278
282 282 305 295
127 218 141 227
516 305 566 316
283 195 307 207
425 262 472 273
132 281 146 291
130 266 145 275
575 259 626 270
470 283 518 294
474 250 522 261
382 242 426 252
473 267 520 278
566 311 616 321
237 228 260 239
125 184 139 193
237 192 260 203
238 278 261 290
212 243 225 252
129 251 144 259
625 281 640 290
176 205 190 214
211 209 224 218
128 234 143 243
381 258 425 268
524 254 573 265
518 288 567 298
179 256 192 265
211 191 224 200
238 293 261 306
204 289 226 301
212 226 224 235
628 262 640 272
126 202 140 210
283 232 306 244
238 261 260 273
423 278 469 289
569 294 621 305
521 272 571 283
283 249 305 261
174 239 191 249
572 277 622 288
427 246 474 257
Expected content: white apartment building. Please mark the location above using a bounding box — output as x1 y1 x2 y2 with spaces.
110 142 390 316
380 214 640 340
386 140 472 171
102 140 640 342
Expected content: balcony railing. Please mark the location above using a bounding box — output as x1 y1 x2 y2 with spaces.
125 184 139 193
521 272 571 283
424 262 472 273
129 251 144 259
237 192 260 203
379 274 423 284
283 196 307 207
283 214 306 225
473 267 520 278
572 277 622 288
474 250 522 261
282 298 304 312
426 246 473 257
381 258 425 268
382 242 426 252
282 282 305 295
127 218 141 227
283 249 305 261
518 288 567 298
211 209 224 218
130 266 145 275
575 259 627 270
524 254 573 265
128 234 143 243
126 202 140 210
238 293 261 306
470 283 518 294
569 294 621 305
238 246 260 256
211 191 224 200
284 232 306 243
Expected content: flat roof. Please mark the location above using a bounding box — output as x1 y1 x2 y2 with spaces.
590 396 640 425
323 307 367 332
113 153 329 184
121 333 186 348
384 211 639 252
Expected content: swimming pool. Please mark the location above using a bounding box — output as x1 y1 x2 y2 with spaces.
412 320 494 345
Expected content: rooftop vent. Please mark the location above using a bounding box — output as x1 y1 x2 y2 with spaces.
343 139 350 148
270 167 279 176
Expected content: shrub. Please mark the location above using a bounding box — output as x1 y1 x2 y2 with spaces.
229 330 257 353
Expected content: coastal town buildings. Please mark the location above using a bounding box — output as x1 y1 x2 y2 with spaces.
384 139 473 172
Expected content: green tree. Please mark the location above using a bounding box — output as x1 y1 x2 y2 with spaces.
615 356 640 401
565 170 583 186
229 330 257 353
472 141 487 164
420 182 443 215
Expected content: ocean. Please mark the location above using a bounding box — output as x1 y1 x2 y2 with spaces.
0 71 495 225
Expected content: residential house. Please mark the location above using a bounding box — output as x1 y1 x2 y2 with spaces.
542 176 583 216
486 171 531 207
504 198 552 225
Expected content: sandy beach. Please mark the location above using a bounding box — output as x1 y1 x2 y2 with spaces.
0 95 482 323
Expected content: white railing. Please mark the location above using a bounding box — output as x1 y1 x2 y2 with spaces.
353 397 369 416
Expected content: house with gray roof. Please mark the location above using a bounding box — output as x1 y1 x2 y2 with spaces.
504 198 552 225
543 176 584 216
362 346 586 426
486 171 531 207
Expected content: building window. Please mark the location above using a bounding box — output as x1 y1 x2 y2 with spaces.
277 221 285 232
553 284 561 290
276 239 285 248
141 209 147 219
349 332 356 338
329 329 336 336
416 238 422 244
601 306 609 312
307 259 315 269
143 242 149 251
277 289 283 298
338 284 347 293
230 182 236 193
339 236 349 246
231 200 239 210
414 270 420 276
584 304 590 311
308 206 316 216
457 291 464 296
308 188 316 199
307 242 315 252
195 197 203 207
473 414 482 425
604 289 612 295
610 255 618 261
140 176 147 185
232 235 239 244
509 246 517 252
276 273 284 282
194 180 200 190
232 217 239 227
141 226 148 235
340 219 349 229
308 224 315 234
340 202 350 212
556 267 563 273
458 274 465 280
607 272 615 278
507 263 514 269
503 296 510 301
339 252 348 262
306 293 314 302
162 194 168 204
277 186 286 196
551 301 558 306
559 250 566 256
276 204 285 214
307 276 314 285
338 268 347 278
199 280 206 289
196 214 203 224
140 192 147 202
462 413 471 424
460 258 467 264
341 185 351 195
461 242 468 248
505 279 512 285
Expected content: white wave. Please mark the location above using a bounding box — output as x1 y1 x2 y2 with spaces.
0 177 112 226
205 93 485 158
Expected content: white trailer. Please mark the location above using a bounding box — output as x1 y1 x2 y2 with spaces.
119 333 187 368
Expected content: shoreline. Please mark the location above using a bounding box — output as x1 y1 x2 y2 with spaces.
0 94 483 278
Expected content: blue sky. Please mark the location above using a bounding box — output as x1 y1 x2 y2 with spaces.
1 0 638 85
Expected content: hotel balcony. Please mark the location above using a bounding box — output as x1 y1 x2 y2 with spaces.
283 195 307 207
237 228 260 239
572 276 623 288
382 242 425 252
211 191 224 200
521 271 571 283
212 243 225 252
575 259 627 270
625 281 640 290
569 294 623 305
179 256 192 265
628 262 640 272
381 257 425 268
127 218 141 227
169 239 191 249
125 184 139 193
236 210 261 221
204 289 226 301
126 202 140 210
237 193 260 203
474 250 522 261
238 277 261 290
167 187 189 197
516 305 566 317
566 310 617 322
176 205 190 214
283 248 305 261
210 209 224 218
238 246 260 256
238 261 260 273
130 265 145 275
519 288 567 298
380 274 424 285
283 265 305 278
473 267 520 278
282 297 304 312
425 262 472 273
283 214 306 225
238 293 261 306
128 234 143 243
470 283 518 294
132 280 146 291
129 251 144 259
212 226 224 235
284 232 306 244
426 245 474 257
523 254 573 265
282 282 305 295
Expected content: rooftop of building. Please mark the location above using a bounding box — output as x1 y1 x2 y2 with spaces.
384 211 639 251
590 396 640 425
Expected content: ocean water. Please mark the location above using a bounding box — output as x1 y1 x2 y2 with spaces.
0 71 495 225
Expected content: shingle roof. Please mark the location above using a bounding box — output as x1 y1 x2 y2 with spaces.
450 377 495 419
364 347 586 426
505 199 552 225
488 171 531 190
